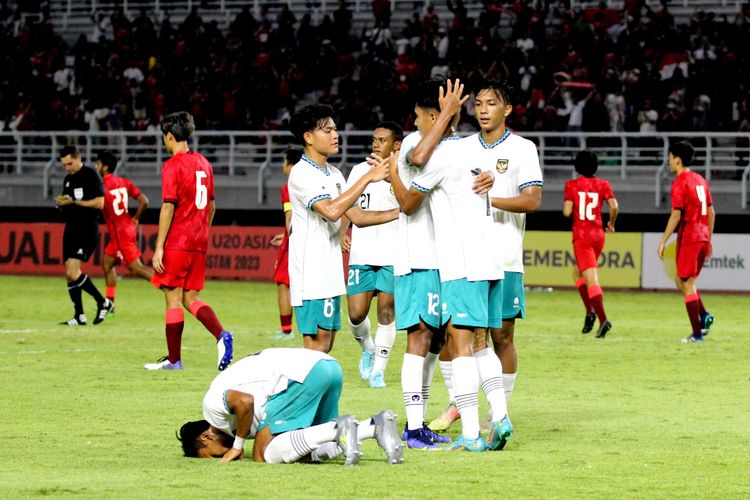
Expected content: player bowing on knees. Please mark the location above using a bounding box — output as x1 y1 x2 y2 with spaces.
178 348 404 466
657 141 715 343
287 104 398 354
563 150 618 338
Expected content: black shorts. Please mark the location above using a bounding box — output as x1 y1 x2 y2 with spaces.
63 225 99 262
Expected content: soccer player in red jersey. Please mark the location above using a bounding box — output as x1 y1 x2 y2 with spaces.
563 150 619 338
94 150 153 313
657 141 715 343
145 111 233 371
270 147 302 339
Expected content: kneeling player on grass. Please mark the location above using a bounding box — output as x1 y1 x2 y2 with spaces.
657 141 715 343
94 150 153 313
563 150 618 338
178 348 404 465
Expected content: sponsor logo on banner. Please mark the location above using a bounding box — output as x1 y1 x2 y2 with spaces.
523 231 642 288
641 233 750 291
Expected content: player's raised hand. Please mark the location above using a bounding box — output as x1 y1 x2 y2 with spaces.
366 152 392 182
152 247 165 273
219 447 243 463
439 79 470 118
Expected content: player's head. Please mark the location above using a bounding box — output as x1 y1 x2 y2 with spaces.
413 78 444 136
372 121 403 158
178 420 233 459
289 104 339 157
95 150 118 175
282 146 303 177
668 140 694 173
574 150 598 177
473 79 515 132
59 145 83 174
161 111 195 153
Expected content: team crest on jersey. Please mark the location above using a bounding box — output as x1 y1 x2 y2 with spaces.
496 159 509 174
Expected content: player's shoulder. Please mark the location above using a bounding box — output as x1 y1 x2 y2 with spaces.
507 132 536 148
348 160 370 180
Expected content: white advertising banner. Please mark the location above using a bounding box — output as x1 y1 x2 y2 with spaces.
642 233 750 291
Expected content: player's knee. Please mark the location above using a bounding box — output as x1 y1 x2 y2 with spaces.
348 309 368 325
491 328 514 350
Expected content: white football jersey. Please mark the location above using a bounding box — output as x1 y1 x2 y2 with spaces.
288 155 347 306
466 132 543 273
345 161 399 267
202 348 335 438
393 132 439 276
411 136 504 282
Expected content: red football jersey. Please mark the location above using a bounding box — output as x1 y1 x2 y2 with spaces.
161 150 215 252
102 174 142 241
563 176 615 242
671 170 712 243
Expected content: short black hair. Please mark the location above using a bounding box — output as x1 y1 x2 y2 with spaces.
178 420 210 458
669 140 694 166
284 146 303 165
289 104 336 145
96 150 118 172
161 111 196 142
474 78 516 106
574 150 599 177
414 78 445 111
375 121 404 142
59 145 80 159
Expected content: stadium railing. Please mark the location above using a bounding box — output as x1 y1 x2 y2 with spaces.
0 130 747 209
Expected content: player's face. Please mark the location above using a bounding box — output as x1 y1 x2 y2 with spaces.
305 118 339 156
413 106 436 136
474 89 512 132
371 128 398 157
60 154 82 174
196 428 233 459
94 160 104 175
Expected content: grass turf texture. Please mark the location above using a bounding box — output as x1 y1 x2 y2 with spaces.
0 275 748 499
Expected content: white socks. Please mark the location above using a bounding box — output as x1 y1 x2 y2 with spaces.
372 321 396 373
475 347 507 422
310 442 342 462
452 356 480 440
401 353 425 431
422 352 438 415
357 417 376 441
264 422 337 464
439 360 455 403
503 373 516 403
350 317 375 352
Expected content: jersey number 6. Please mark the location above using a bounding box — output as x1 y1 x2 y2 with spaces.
195 171 208 209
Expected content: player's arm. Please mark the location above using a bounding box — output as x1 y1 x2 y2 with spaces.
407 79 468 167
389 149 427 215
491 185 542 213
606 197 619 233
71 196 104 210
132 193 149 224
657 209 682 260
345 205 399 228
312 154 390 222
707 205 715 257
340 214 351 252
562 200 573 218
208 199 216 226
219 389 255 463
152 202 174 273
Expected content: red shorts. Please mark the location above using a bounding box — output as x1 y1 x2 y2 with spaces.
104 235 141 265
272 243 289 286
676 241 709 280
573 237 604 272
151 249 206 291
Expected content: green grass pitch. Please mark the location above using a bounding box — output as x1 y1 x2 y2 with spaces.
0 275 748 499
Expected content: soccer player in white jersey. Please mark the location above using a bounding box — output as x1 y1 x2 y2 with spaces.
177 348 404 465
340 122 403 389
287 104 399 353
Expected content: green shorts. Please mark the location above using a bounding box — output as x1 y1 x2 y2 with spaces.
258 359 342 435
488 279 504 329
500 271 526 321
441 278 489 328
347 265 394 295
394 269 441 330
294 297 342 335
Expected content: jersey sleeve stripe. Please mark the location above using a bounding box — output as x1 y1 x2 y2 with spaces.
307 194 332 209
411 182 430 193
519 180 544 190
163 197 178 204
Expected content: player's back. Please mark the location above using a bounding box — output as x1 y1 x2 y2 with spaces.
672 170 712 243
564 176 614 242
102 174 141 231
161 150 214 252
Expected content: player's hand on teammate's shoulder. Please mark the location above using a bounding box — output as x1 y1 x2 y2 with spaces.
472 170 495 195
366 152 392 182
219 447 243 463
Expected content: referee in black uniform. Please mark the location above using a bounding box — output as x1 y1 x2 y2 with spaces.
56 145 113 325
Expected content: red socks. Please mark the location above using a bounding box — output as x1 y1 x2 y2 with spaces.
280 314 293 334
684 293 702 334
576 278 591 313
587 285 607 324
165 308 184 363
189 300 224 340
106 286 116 303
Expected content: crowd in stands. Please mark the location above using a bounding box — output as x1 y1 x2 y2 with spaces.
1 0 749 135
